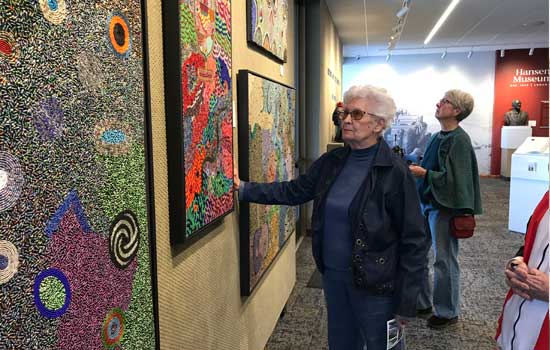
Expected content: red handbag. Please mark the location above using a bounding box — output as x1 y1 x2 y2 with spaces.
450 215 476 239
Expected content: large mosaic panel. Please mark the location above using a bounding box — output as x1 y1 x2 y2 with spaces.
247 0 288 62
237 70 296 295
0 0 157 349
162 0 234 246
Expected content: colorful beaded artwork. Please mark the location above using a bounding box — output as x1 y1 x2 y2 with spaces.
237 71 296 295
0 0 156 347
164 0 233 244
247 0 288 62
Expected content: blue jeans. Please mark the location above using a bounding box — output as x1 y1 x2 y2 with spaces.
417 205 460 318
322 268 404 350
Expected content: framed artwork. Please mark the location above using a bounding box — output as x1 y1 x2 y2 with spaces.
247 0 289 62
237 70 296 295
162 0 234 247
0 0 158 348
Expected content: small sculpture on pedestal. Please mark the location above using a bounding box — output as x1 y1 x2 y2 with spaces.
504 99 529 126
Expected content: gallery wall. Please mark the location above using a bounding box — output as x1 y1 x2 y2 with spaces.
305 0 343 161
146 0 297 349
491 48 549 174
343 52 496 174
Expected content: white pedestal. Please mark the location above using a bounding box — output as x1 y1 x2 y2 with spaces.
500 126 532 177
508 137 550 233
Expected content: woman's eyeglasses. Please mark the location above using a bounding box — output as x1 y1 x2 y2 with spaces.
337 109 382 121
439 98 456 107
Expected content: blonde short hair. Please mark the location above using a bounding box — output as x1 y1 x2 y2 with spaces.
445 89 474 122
343 85 396 130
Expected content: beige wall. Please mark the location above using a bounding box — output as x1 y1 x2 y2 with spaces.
304 0 343 160
146 0 297 348
319 0 343 152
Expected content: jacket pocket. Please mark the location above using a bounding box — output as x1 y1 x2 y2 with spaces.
361 244 398 287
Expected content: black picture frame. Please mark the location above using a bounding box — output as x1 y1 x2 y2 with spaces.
161 0 235 248
237 70 296 296
246 0 288 63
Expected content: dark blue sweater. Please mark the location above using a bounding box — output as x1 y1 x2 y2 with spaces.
322 143 378 271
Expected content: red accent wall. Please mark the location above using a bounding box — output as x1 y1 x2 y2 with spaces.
491 48 549 175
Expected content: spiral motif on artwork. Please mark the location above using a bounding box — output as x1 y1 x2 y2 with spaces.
109 210 139 269
0 240 19 285
0 151 24 212
38 0 68 25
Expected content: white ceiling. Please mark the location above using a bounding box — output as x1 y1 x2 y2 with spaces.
324 0 549 58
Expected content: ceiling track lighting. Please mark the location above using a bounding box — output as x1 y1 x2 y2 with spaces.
386 53 391 62
529 48 535 56
387 0 411 59
500 49 505 58
467 50 473 59
424 0 460 45
441 49 447 59
396 5 409 18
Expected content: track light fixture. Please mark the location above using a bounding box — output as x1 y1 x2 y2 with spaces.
396 6 409 18
529 48 535 56
500 49 505 58
386 53 391 62
467 50 473 59
441 49 447 59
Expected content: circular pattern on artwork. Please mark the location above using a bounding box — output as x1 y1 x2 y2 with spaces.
102 308 126 347
34 268 71 318
109 210 139 269
0 32 18 63
38 0 68 25
107 13 131 57
0 240 19 285
0 151 25 213
94 119 132 155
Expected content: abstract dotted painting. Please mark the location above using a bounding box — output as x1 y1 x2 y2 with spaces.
247 0 288 62
0 0 157 348
237 70 296 295
162 0 234 246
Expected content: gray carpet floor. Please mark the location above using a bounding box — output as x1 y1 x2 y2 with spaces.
265 178 525 350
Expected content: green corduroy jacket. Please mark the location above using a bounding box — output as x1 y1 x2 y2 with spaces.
423 126 483 215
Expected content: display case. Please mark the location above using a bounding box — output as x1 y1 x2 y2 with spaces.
508 137 549 233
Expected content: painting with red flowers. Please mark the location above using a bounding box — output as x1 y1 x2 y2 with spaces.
162 0 234 246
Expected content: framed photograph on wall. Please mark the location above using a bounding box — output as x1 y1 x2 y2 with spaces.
247 0 289 62
0 0 159 348
237 70 296 296
162 0 234 247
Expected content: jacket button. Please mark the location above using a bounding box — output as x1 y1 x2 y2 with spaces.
355 239 362 246
377 257 385 265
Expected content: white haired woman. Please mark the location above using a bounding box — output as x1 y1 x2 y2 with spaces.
235 85 428 350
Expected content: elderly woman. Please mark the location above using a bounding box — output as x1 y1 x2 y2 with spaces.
235 85 428 350
409 89 482 329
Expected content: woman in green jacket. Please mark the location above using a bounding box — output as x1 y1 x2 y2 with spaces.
409 89 482 329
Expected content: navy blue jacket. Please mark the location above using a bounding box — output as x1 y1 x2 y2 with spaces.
241 139 428 317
